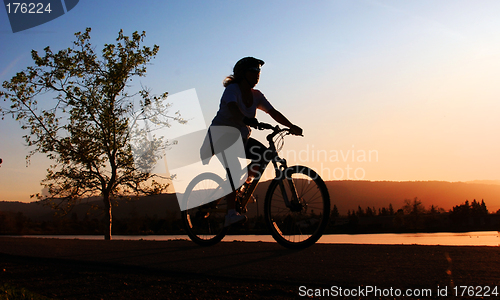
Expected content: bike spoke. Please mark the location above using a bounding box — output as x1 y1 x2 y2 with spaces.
265 166 330 249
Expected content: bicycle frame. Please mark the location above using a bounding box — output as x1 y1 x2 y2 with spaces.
234 123 301 212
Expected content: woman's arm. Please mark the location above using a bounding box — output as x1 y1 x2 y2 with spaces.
268 109 303 135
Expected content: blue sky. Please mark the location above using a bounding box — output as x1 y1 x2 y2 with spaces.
2 0 500 202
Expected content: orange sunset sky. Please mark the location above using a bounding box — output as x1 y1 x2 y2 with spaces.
1 1 500 205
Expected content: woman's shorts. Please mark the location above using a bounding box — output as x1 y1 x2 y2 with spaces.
244 137 268 164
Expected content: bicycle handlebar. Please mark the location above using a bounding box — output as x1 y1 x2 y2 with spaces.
256 122 274 130
250 122 303 136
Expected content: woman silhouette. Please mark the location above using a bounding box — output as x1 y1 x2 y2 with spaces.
210 57 302 226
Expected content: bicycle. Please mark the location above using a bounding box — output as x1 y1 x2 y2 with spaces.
180 122 330 249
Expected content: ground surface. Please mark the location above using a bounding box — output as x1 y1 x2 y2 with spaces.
1 237 500 299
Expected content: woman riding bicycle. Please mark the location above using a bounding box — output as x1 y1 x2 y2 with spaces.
209 57 303 226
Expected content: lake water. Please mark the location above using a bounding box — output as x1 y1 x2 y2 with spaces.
18 231 500 246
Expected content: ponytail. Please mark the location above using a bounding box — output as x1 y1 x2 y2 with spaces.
223 75 236 87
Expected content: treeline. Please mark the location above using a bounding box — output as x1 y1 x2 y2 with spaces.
1 198 500 235
0 210 185 236
330 198 499 233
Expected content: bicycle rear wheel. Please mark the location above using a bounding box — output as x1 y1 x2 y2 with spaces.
264 166 330 249
181 173 229 246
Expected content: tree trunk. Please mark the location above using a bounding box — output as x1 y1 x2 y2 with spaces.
104 195 112 240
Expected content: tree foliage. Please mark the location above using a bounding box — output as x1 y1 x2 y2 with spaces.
0 28 184 240
450 199 488 227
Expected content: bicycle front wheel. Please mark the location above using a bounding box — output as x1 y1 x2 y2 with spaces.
181 173 229 246
264 166 330 249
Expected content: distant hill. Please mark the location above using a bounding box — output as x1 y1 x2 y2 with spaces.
0 194 181 221
2 180 500 220
0 201 54 221
465 180 500 185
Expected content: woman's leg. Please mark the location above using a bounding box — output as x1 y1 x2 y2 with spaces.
245 138 267 182
226 191 236 210
214 147 247 226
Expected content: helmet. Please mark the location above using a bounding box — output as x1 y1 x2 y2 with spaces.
233 57 265 76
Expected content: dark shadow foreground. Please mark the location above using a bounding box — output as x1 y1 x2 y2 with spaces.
1 237 499 299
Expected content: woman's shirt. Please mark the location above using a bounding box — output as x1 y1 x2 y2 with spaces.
211 83 274 139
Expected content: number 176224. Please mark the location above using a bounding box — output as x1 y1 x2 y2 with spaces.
5 3 52 14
